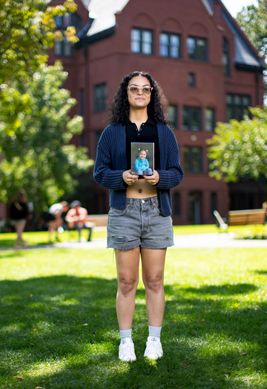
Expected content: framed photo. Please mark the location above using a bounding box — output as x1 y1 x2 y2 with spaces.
131 142 154 176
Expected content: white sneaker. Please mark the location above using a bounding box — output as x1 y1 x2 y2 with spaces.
119 338 136 362
144 336 163 360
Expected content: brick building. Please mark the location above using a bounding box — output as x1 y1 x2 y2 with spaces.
46 0 265 225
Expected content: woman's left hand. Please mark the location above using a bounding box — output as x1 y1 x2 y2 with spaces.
143 170 159 186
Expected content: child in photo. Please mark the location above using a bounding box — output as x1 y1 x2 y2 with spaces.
135 149 152 175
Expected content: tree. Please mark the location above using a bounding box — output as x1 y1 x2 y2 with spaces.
0 0 78 85
0 0 79 132
207 107 267 182
236 0 267 58
236 0 267 97
0 62 93 216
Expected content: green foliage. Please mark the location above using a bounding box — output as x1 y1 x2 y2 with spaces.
207 106 267 182
236 0 267 96
0 0 79 133
235 225 267 240
0 62 93 216
0 0 78 85
236 0 267 59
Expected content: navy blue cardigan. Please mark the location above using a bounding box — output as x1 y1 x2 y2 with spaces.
94 123 184 217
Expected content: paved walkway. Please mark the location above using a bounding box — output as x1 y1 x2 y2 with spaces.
52 232 267 250
1 232 266 251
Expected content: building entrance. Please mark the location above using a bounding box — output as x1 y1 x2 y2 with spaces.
188 191 202 224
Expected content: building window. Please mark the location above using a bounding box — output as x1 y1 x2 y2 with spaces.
205 108 215 132
94 83 107 112
54 12 82 57
188 72 196 87
211 192 217 216
183 146 203 172
79 89 84 116
168 104 178 129
131 28 153 55
54 38 72 57
160 32 181 58
54 13 82 30
183 106 202 131
80 133 84 147
173 192 181 216
187 36 208 61
226 94 251 121
223 37 230 76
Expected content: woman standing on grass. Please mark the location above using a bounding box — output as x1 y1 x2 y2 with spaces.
10 189 30 250
94 71 184 362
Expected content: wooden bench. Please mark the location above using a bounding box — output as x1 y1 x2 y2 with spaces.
68 215 108 242
228 209 266 226
213 209 266 230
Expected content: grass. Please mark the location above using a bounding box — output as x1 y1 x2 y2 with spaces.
1 224 266 249
0 246 267 388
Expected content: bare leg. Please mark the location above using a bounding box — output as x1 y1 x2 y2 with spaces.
141 248 166 327
116 247 140 330
48 221 56 242
15 221 26 247
54 216 62 240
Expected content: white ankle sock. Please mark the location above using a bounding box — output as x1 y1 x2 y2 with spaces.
149 325 161 338
120 329 132 340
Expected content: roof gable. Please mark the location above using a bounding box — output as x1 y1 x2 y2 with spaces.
87 0 130 36
222 9 265 71
78 0 264 71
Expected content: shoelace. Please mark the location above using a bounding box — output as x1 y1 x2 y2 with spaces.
146 338 161 353
121 340 134 355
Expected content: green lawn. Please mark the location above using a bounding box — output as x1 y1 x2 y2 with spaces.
0 246 267 388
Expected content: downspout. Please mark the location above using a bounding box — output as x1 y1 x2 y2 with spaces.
255 70 260 106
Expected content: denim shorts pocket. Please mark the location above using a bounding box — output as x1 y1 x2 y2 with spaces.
108 207 127 217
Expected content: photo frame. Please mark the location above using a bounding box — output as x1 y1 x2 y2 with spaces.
131 142 154 176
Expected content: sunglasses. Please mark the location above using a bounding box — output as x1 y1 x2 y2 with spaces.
128 86 153 95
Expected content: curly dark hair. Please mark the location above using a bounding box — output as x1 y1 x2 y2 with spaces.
109 71 168 124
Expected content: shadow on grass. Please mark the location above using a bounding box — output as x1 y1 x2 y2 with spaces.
183 283 258 295
0 251 25 258
0 238 51 249
1 276 267 388
254 270 267 276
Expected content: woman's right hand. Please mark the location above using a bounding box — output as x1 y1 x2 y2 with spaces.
123 169 138 186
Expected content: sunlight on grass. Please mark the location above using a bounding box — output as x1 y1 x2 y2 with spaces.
1 247 267 388
25 359 67 377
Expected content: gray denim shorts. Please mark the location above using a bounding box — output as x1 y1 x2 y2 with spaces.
107 196 174 250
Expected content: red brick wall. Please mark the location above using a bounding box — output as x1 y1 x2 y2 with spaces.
46 0 264 224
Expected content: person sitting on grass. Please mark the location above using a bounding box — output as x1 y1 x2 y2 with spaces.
65 201 89 241
46 201 69 242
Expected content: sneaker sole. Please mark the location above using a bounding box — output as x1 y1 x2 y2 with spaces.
119 356 136 362
144 352 162 360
